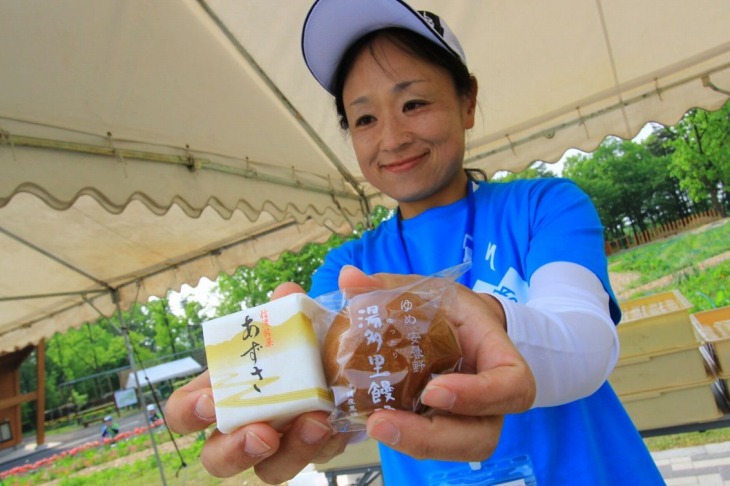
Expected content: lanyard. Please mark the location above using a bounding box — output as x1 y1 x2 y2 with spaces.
395 181 475 287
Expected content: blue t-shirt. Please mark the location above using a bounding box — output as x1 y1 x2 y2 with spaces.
309 178 663 485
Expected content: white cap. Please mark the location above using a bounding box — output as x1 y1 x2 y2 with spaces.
147 404 156 411
301 0 467 94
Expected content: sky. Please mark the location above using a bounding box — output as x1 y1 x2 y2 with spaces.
539 122 658 176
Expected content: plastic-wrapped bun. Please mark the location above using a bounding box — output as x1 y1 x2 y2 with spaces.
322 276 463 431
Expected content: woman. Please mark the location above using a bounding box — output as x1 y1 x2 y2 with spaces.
166 0 665 483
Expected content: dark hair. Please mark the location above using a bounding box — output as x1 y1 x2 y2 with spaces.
332 28 474 130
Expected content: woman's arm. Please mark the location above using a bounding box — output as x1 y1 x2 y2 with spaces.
496 261 619 407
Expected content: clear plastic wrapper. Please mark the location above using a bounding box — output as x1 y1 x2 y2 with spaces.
316 264 466 431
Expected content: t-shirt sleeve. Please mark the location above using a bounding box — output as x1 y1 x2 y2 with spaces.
308 243 355 298
526 179 620 322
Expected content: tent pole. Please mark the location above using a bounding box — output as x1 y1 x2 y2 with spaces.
113 291 167 486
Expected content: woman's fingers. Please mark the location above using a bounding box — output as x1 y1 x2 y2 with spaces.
338 267 536 417
180 404 342 481
271 281 306 300
200 413 338 482
164 370 216 434
200 424 280 478
367 410 503 462
441 287 537 414
252 412 338 484
421 369 534 417
339 265 425 290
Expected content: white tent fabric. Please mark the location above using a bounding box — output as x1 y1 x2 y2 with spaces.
1 0 729 354
125 357 204 389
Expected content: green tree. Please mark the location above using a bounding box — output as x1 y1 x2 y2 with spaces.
213 206 394 315
214 233 351 315
666 101 730 216
143 298 196 356
493 162 557 182
563 136 690 242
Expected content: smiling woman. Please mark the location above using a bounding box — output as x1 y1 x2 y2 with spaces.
341 32 477 218
164 1 668 484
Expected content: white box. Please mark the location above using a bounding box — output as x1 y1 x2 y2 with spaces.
203 293 334 433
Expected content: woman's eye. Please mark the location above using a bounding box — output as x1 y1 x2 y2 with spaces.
403 100 426 112
354 115 375 127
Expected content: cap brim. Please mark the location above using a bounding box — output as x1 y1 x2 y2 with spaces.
302 0 455 94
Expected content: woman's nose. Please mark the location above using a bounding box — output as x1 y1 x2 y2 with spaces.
380 114 412 151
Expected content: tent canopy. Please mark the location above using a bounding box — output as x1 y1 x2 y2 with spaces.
125 357 204 390
1 0 729 354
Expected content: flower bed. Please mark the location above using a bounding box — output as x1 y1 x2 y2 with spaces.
0 420 166 484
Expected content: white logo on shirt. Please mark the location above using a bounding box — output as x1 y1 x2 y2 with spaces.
473 268 528 304
485 242 497 271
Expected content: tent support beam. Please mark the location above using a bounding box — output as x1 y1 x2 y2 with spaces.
0 227 112 292
0 217 340 341
0 289 108 302
4 132 363 203
196 0 371 218
81 291 167 485
111 290 168 486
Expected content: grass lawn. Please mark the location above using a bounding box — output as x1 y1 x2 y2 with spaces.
644 428 730 452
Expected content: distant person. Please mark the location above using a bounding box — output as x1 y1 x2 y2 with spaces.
147 403 161 423
100 415 119 440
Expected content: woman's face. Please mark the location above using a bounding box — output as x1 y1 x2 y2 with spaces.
342 36 477 218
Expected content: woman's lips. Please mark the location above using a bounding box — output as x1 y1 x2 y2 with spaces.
380 154 424 173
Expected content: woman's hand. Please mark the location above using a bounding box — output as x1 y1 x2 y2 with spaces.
165 265 536 482
164 282 350 484
338 266 536 462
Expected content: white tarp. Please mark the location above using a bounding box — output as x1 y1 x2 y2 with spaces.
1 0 729 354
125 357 204 389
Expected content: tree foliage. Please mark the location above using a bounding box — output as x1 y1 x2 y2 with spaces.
213 205 393 315
563 137 693 239
663 102 730 216
561 101 729 241
493 162 558 182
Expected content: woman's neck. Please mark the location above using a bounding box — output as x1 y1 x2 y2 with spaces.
398 170 469 219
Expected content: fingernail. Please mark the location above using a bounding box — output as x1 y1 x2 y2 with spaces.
299 418 331 445
422 386 456 410
194 394 215 421
244 431 272 457
369 419 400 446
